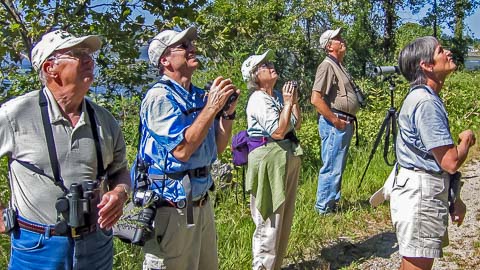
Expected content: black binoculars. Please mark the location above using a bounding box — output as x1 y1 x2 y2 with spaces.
55 180 100 235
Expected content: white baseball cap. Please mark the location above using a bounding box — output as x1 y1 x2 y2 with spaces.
31 30 102 71
148 27 197 67
319 28 342 50
241 50 274 81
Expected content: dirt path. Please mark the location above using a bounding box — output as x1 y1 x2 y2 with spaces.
288 159 480 270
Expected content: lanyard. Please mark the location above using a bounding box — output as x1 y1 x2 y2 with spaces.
39 90 105 193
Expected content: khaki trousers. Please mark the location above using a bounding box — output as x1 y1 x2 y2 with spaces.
250 155 301 270
142 197 218 270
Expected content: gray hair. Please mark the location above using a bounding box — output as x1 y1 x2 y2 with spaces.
39 69 47 85
398 36 439 86
246 66 261 91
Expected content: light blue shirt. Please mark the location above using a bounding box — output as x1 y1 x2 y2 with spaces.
396 85 453 173
135 75 217 202
246 90 296 137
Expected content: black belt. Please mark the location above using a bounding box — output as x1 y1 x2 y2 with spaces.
151 166 211 180
329 108 359 146
400 166 445 176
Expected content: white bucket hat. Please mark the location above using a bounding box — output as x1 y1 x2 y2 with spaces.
31 30 102 71
148 27 197 67
241 50 274 82
319 28 342 50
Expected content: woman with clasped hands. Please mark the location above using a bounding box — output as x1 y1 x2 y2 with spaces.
240 50 302 270
392 36 476 270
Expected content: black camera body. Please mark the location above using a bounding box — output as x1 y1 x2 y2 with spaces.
353 84 367 108
55 180 100 236
2 207 17 234
131 189 159 246
204 81 239 118
130 157 160 246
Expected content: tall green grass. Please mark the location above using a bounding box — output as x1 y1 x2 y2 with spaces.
0 71 479 269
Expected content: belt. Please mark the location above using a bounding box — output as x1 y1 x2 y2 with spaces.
18 218 58 236
157 193 209 208
150 166 211 181
401 166 445 176
329 108 359 147
333 112 356 122
18 217 96 238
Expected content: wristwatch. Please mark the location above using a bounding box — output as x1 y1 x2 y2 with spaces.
222 111 236 120
117 184 130 199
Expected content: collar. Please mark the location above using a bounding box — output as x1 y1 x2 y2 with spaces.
42 87 87 126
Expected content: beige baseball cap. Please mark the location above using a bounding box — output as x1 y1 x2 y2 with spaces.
148 27 197 67
241 50 274 81
319 28 342 50
31 30 102 71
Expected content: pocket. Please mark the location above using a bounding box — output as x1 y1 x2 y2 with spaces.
157 208 187 258
394 176 410 188
11 229 44 251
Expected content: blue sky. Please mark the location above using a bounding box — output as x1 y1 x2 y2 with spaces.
400 7 480 38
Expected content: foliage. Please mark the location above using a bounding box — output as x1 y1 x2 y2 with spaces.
0 0 479 268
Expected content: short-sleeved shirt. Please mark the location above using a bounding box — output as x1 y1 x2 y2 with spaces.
396 85 453 173
246 90 297 137
312 56 359 116
0 88 128 224
137 75 217 202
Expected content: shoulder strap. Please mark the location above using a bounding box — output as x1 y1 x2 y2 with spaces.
39 90 69 193
159 79 204 115
38 91 106 193
324 57 347 95
85 100 106 180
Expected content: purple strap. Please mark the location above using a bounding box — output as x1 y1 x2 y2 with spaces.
247 137 268 153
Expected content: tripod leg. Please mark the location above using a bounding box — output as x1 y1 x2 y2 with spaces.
357 111 392 189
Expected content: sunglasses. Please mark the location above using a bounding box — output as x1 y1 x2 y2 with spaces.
257 62 275 70
170 41 195 52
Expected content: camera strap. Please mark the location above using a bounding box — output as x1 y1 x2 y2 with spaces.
326 55 366 107
38 90 105 193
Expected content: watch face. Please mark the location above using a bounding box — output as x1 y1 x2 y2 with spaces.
176 199 186 209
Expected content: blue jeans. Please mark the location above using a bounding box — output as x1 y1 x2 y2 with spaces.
315 115 353 213
9 217 113 270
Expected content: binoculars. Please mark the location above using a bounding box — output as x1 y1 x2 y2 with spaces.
55 180 100 235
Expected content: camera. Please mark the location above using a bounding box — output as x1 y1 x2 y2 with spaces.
353 83 367 108
131 190 159 246
55 180 100 235
204 81 239 117
373 66 400 76
2 207 17 234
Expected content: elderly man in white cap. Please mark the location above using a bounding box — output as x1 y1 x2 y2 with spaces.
0 29 130 269
310 28 362 215
135 26 239 270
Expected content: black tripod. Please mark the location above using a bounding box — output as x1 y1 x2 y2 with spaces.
358 76 398 188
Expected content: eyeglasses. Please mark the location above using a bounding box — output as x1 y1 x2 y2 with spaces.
170 41 195 52
257 62 275 70
49 48 93 61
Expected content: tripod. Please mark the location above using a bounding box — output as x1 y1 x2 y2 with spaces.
357 76 398 189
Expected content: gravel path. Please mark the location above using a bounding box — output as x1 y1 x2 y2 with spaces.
286 159 480 270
